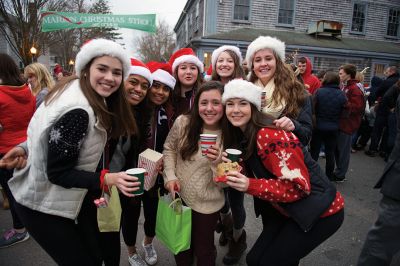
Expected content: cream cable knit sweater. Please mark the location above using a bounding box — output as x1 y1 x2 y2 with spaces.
163 115 225 214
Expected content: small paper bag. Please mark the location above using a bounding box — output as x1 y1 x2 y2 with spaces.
138 148 164 190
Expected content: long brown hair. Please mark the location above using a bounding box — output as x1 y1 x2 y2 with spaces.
45 59 137 139
222 103 275 160
249 50 307 118
211 49 245 81
172 64 203 102
180 81 224 160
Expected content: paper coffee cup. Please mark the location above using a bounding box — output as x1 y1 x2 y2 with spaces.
226 149 242 162
200 134 218 156
126 168 146 195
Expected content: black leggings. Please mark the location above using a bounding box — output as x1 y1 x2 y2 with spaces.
15 194 120 266
120 187 159 246
246 207 344 266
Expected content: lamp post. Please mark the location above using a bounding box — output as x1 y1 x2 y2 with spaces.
68 59 74 73
30 46 37 63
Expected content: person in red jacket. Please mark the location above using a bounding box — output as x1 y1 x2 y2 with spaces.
333 64 366 182
0 53 36 248
297 57 321 94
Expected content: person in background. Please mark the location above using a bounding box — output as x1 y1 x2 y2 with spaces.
357 84 400 265
334 64 365 182
163 81 225 266
310 71 347 180
297 56 321 94
168 48 204 117
210 45 247 264
24 63 55 108
365 67 400 158
246 36 313 147
4 39 139 265
53 63 64 81
221 79 344 266
0 53 36 249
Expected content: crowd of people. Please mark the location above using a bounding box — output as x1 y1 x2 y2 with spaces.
0 34 399 266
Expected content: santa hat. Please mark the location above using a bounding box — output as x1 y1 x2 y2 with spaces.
129 58 153 85
222 79 262 111
245 36 285 71
75 39 130 79
169 48 204 73
147 61 176 89
211 45 242 69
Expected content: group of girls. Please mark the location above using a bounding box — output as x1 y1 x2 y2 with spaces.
0 35 344 266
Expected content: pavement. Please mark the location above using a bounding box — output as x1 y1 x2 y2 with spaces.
1 150 400 266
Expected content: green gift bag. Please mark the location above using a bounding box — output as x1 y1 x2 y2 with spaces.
156 194 192 255
97 186 122 232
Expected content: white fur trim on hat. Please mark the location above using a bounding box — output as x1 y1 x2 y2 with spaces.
212 45 242 69
245 36 285 71
129 66 153 85
152 69 176 89
222 79 262 111
172 55 204 73
75 39 130 80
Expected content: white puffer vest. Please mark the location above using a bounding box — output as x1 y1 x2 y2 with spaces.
9 80 107 219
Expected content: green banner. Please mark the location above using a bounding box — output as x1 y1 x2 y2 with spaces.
41 11 156 33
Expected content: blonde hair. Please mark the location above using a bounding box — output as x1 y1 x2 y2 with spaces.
24 63 55 95
355 71 364 83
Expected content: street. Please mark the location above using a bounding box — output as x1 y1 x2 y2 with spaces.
0 151 399 266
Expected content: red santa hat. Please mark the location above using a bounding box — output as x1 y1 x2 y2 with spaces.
75 39 130 79
169 48 204 73
129 58 153 85
211 45 242 69
146 61 176 89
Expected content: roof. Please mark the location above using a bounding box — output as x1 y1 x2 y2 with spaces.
203 28 400 55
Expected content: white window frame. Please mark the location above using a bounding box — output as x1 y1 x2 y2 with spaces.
350 1 367 34
277 0 295 27
232 0 250 22
386 8 400 38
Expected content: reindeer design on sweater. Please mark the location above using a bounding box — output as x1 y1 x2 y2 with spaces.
275 150 310 192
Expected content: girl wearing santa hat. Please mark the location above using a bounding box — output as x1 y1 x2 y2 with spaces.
221 79 344 266
163 81 225 266
210 45 247 265
246 36 313 147
169 48 204 117
6 39 139 265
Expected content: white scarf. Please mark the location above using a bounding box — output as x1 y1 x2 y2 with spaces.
255 78 286 119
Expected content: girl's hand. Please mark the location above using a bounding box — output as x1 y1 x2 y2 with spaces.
157 160 164 175
274 116 295 132
106 172 141 197
206 144 222 164
165 180 181 199
0 146 27 169
225 171 249 192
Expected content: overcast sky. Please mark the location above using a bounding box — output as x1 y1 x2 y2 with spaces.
109 0 187 56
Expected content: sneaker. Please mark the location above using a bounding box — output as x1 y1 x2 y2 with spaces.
365 150 378 157
142 240 158 265
332 174 346 183
0 229 29 248
128 253 147 266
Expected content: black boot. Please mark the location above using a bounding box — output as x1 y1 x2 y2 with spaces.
219 213 233 246
223 229 247 265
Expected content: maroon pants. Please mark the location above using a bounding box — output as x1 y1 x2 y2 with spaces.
174 209 219 266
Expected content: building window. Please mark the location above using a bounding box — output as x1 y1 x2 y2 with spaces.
351 2 367 33
387 8 400 37
278 0 295 25
233 0 250 21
